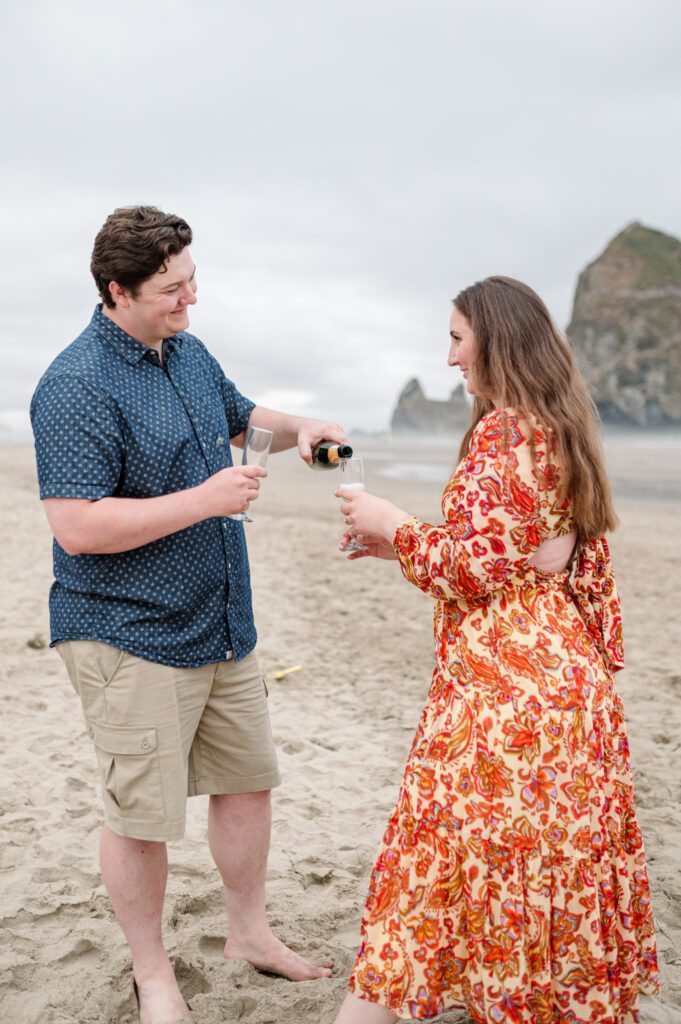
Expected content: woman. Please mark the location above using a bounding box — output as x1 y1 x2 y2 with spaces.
333 277 659 1024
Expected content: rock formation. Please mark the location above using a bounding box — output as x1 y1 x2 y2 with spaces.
390 222 681 432
390 378 471 434
566 222 681 426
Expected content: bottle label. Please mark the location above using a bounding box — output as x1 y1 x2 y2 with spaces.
311 441 354 470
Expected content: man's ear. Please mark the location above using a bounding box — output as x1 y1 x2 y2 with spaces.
108 280 131 309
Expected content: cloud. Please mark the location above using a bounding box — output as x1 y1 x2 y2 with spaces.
1 0 680 431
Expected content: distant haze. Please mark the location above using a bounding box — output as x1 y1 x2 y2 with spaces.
1 0 680 437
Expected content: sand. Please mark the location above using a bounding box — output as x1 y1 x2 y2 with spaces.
1 438 680 1024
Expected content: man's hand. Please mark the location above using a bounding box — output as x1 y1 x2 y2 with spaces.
297 420 349 465
42 465 268 556
200 465 267 518
244 407 349 462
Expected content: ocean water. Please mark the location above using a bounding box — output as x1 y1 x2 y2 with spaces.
355 429 681 503
602 429 681 450
4 422 680 501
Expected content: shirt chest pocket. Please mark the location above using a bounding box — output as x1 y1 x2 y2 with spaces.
186 389 234 470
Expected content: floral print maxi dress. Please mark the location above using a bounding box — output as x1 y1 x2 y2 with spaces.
348 410 659 1024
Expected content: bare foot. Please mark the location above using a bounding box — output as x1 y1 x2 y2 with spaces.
133 974 193 1024
224 932 333 981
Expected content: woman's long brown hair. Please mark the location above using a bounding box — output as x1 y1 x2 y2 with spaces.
454 276 618 540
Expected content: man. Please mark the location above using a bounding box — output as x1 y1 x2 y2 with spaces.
31 206 346 1024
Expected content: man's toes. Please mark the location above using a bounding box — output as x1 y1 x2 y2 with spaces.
296 955 333 981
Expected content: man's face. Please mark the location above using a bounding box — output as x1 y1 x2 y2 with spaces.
115 247 198 344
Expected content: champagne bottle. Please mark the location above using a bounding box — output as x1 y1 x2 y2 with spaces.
310 441 353 470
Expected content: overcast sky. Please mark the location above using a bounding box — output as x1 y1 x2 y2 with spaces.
1 0 680 436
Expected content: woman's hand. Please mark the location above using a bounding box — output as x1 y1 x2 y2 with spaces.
339 529 400 560
335 487 410 549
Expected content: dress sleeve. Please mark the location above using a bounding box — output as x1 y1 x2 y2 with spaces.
569 536 624 672
392 410 562 602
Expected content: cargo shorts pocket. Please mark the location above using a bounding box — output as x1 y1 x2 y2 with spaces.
90 723 166 823
91 641 125 687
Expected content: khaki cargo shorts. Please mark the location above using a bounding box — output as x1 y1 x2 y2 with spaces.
57 641 280 842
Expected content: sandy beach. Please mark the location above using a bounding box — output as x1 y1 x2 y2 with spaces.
1 437 680 1024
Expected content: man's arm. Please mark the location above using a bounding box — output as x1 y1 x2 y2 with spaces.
232 406 349 463
43 465 266 556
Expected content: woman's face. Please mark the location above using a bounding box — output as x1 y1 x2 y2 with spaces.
448 306 479 395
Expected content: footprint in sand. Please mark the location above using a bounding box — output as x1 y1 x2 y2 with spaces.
197 934 226 958
170 955 212 1000
168 893 213 928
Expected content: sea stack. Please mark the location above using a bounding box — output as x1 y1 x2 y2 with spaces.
390 378 470 434
566 222 681 426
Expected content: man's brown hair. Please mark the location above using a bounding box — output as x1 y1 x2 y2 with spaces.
90 206 193 308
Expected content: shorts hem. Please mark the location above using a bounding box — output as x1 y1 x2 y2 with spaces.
104 815 186 843
188 770 281 796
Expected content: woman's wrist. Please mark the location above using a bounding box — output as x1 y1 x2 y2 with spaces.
382 507 412 543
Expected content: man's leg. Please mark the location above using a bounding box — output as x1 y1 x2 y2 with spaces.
58 643 212 1021
207 790 333 981
100 826 192 1022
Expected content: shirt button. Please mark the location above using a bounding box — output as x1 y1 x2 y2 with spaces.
216 435 225 447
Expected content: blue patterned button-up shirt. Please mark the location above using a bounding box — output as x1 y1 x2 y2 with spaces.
30 305 257 666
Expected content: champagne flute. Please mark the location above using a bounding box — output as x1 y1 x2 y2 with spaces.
228 426 273 522
338 457 368 553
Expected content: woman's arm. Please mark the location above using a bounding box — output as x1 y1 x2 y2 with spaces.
340 411 563 601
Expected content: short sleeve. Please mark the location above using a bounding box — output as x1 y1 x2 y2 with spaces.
392 410 562 602
30 376 124 499
221 376 256 439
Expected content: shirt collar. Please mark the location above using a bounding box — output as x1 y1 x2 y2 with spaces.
91 304 184 365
